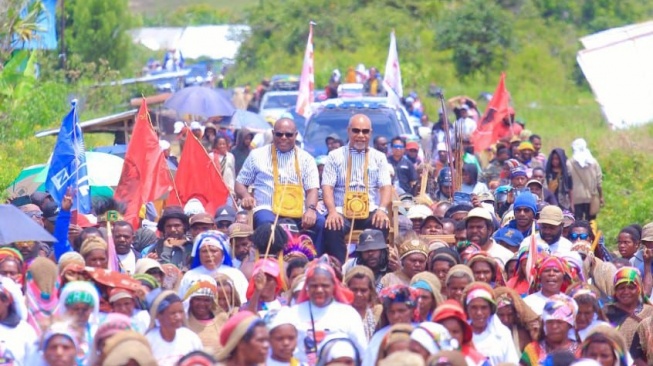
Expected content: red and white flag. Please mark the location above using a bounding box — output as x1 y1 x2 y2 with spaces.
383 30 403 98
296 21 315 119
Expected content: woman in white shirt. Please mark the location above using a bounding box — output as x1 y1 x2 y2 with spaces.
179 230 248 303
144 289 203 366
287 256 368 365
566 284 610 342
0 277 36 366
463 281 519 365
523 255 571 316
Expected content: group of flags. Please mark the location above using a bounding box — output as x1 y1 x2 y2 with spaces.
295 24 405 118
46 100 229 231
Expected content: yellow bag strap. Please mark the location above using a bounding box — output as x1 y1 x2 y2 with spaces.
345 147 369 194
272 145 302 186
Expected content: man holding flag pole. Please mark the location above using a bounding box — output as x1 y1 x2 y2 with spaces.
46 101 94 261
45 100 92 215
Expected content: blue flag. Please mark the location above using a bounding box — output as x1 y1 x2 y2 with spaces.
45 101 92 214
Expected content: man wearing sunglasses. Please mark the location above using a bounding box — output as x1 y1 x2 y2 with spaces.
235 118 324 251
387 137 417 194
322 114 393 263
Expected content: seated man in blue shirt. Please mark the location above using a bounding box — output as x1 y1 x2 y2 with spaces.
387 137 417 194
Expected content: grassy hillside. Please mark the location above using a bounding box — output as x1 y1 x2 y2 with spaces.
129 0 257 13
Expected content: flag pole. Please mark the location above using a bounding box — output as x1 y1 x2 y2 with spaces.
71 101 80 224
438 92 456 201
147 104 182 207
264 183 288 259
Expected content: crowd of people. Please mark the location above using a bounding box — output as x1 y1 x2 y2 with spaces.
2 107 653 366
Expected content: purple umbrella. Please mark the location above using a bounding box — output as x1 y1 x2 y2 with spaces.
164 86 236 118
0 204 57 245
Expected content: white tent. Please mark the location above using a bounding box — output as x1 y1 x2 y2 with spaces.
130 25 251 60
577 21 653 129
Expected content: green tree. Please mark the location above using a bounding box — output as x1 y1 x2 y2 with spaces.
65 0 131 71
437 0 514 78
0 0 45 63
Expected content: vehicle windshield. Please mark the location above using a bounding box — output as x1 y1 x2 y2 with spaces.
303 108 401 156
262 94 298 109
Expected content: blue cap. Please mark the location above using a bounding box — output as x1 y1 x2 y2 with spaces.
510 166 528 179
438 167 453 186
493 227 524 247
513 193 537 214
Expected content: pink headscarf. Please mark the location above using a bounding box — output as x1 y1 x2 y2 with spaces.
296 255 353 305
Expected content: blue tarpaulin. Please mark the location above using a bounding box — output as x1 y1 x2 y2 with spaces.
13 0 58 50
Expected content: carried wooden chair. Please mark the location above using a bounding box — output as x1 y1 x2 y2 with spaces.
419 234 457 246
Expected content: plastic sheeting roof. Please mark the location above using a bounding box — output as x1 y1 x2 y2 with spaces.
577 21 653 129
130 25 250 60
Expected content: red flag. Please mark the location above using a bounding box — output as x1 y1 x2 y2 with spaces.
114 100 172 227
295 21 315 119
471 73 511 153
167 132 229 215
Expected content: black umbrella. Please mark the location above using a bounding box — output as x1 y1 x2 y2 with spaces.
0 204 57 245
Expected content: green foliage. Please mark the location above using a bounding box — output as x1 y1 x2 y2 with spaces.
0 0 45 63
64 0 132 71
142 4 234 26
532 0 653 32
437 0 514 78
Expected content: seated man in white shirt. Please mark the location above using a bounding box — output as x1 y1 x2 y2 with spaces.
519 205 573 254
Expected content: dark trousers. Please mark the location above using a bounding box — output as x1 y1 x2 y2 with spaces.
253 209 325 254
323 209 389 263
574 203 596 221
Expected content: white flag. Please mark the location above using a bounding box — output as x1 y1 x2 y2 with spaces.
383 30 403 98
296 22 315 119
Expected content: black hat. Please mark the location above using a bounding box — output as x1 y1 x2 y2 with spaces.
214 205 237 223
42 201 60 223
356 229 387 252
156 206 189 233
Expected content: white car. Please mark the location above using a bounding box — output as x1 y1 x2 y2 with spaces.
259 91 299 123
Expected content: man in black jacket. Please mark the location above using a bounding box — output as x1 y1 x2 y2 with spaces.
147 207 192 270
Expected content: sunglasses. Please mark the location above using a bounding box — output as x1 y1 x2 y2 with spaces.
25 211 43 219
570 232 589 240
274 132 296 138
351 128 371 135
216 221 231 228
391 144 404 149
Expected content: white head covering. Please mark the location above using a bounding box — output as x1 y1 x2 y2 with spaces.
409 322 458 354
266 307 296 332
181 274 217 313
316 333 358 366
184 198 206 216
57 281 100 323
571 138 596 168
0 276 27 321
173 121 185 134
159 140 171 151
